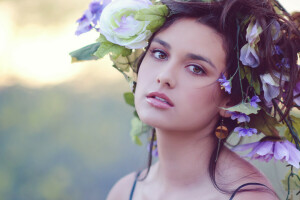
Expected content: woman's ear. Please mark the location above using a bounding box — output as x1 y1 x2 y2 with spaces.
219 97 232 118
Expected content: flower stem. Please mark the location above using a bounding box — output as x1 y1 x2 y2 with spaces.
236 19 245 102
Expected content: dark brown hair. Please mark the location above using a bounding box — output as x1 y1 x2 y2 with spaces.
135 0 300 197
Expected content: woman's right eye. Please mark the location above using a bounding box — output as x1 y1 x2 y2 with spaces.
151 49 168 60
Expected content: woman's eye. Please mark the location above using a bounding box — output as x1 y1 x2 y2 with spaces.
186 65 206 75
151 50 167 60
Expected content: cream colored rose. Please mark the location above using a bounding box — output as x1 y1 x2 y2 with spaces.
99 0 152 49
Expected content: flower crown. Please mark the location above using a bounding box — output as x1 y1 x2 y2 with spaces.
70 0 300 196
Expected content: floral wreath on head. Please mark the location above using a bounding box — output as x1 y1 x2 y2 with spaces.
70 0 300 197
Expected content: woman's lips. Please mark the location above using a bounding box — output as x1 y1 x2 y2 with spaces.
146 92 174 109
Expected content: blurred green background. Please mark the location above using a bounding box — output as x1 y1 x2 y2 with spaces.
0 0 299 199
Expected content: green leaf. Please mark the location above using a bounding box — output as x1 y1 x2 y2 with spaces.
96 34 109 43
147 20 165 32
253 78 261 95
94 42 132 59
242 66 261 95
133 110 139 118
284 115 300 143
135 5 168 21
123 92 135 107
244 66 252 84
69 43 100 63
240 66 245 79
130 117 151 146
110 49 144 72
248 109 282 136
221 102 260 115
135 5 168 32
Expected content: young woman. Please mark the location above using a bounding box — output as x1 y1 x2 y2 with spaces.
72 0 300 199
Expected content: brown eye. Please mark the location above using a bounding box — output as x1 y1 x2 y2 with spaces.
186 65 206 75
152 50 167 60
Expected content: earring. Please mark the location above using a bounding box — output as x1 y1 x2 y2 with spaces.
215 118 228 162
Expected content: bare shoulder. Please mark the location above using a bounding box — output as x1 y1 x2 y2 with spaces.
106 172 137 200
219 147 278 199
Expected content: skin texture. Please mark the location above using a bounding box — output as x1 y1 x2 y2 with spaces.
106 18 277 200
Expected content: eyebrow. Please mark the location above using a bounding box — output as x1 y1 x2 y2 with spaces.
152 38 171 49
186 53 216 69
152 38 216 69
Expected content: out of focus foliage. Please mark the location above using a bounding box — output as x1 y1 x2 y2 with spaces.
0 81 147 200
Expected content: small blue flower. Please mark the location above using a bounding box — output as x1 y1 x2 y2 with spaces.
229 111 250 123
273 45 283 55
250 95 261 108
240 43 260 68
218 73 231 94
234 127 257 137
281 58 290 69
75 0 111 35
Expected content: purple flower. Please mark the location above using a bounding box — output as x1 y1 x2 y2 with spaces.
147 141 158 157
240 43 260 68
246 20 262 44
232 140 300 168
229 111 250 123
250 95 261 108
271 20 281 41
276 58 290 69
75 0 111 35
234 127 257 137
260 73 280 105
218 73 231 94
273 45 283 55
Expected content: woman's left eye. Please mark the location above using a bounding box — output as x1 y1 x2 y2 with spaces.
186 65 206 75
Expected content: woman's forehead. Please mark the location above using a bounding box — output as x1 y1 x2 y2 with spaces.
152 18 227 70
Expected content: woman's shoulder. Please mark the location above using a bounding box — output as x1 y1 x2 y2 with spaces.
219 147 278 199
106 171 138 200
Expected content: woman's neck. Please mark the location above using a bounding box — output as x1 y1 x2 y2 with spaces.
152 126 217 189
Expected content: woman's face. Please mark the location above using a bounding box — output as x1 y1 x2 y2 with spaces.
135 18 228 133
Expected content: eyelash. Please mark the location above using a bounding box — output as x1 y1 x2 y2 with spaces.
150 49 206 76
185 65 206 76
151 49 168 60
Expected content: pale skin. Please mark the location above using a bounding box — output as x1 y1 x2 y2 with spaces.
107 18 278 200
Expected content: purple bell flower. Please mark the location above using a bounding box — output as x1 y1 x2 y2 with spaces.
229 111 250 123
232 140 300 168
234 127 257 137
250 95 261 108
218 73 231 94
240 43 260 68
75 0 111 35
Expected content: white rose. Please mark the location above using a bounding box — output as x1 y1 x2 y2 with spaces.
99 0 152 49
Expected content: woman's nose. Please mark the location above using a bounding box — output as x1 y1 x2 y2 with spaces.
156 66 176 88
